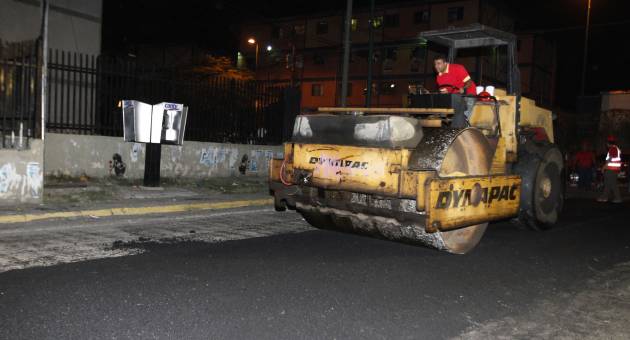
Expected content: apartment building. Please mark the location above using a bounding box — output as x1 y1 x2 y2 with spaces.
239 0 556 110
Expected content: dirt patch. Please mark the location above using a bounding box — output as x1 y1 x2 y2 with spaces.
455 261 630 340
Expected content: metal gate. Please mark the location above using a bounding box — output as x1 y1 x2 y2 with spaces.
0 41 39 149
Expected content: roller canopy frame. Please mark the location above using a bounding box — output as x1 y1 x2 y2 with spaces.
419 24 521 98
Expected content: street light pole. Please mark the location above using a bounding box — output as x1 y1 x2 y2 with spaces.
340 0 353 107
365 0 375 107
40 0 49 141
580 0 592 96
247 38 259 70
255 43 259 70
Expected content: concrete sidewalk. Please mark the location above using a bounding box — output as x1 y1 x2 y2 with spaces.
0 175 273 224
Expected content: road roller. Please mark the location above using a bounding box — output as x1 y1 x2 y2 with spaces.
269 25 563 254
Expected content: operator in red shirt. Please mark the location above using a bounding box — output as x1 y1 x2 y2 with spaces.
433 55 477 128
573 140 596 190
434 55 477 95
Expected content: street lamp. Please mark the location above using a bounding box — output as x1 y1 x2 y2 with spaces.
247 37 259 70
580 0 592 96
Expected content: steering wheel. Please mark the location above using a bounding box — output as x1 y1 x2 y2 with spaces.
476 90 497 102
438 84 460 93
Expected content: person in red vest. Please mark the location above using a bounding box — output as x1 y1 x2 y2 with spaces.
573 140 596 190
597 135 623 203
434 55 477 128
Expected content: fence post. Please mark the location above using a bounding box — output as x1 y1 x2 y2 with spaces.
40 0 49 141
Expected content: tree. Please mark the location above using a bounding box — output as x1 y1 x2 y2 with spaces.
188 55 254 80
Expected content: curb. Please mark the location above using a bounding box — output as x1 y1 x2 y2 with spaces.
0 198 274 224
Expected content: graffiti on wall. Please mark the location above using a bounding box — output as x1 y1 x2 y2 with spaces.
110 154 126 176
238 154 249 174
0 162 42 198
0 164 18 193
247 150 275 172
130 143 141 163
25 162 42 198
236 150 276 174
199 146 239 169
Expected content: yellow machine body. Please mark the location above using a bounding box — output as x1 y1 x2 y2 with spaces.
269 25 562 254
271 142 522 231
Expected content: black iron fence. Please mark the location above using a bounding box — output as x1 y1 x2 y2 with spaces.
0 41 39 148
45 51 298 145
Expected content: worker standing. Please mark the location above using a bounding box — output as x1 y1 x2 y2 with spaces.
573 140 596 190
597 135 623 203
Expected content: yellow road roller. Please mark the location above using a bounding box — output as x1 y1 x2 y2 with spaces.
269 25 563 254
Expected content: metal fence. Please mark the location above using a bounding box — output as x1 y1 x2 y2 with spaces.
0 41 39 149
45 51 298 145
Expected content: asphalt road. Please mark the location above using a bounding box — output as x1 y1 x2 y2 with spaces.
1 199 630 339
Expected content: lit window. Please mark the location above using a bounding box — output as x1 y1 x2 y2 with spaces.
311 84 323 96
351 18 358 32
372 16 383 29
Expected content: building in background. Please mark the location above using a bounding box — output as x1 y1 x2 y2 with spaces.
0 0 102 54
239 0 556 110
0 0 102 204
518 32 557 109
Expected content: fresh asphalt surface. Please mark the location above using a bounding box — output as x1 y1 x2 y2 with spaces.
1 199 630 339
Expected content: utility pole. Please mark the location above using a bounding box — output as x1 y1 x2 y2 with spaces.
255 43 259 70
291 43 296 87
340 0 353 107
365 0 375 107
580 0 592 96
40 0 49 141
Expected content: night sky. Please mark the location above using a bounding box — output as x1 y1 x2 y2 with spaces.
102 0 630 109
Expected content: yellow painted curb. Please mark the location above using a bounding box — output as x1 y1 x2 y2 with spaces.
0 198 274 224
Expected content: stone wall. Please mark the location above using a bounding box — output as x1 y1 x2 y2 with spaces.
44 133 282 179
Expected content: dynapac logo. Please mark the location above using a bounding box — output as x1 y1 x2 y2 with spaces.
309 157 368 170
435 184 519 209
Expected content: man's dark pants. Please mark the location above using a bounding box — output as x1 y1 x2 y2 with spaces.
577 166 593 189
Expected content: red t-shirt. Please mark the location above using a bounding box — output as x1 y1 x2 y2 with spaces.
436 63 477 95
574 150 595 168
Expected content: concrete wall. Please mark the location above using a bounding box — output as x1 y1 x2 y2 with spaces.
0 140 44 204
44 133 283 179
0 0 102 55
